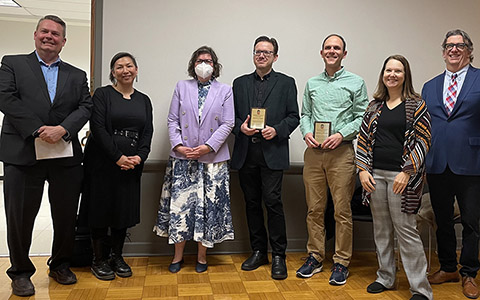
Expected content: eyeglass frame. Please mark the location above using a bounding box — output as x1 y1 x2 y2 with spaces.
253 50 275 57
444 43 468 51
195 59 213 64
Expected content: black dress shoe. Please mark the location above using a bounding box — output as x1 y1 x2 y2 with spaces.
241 251 269 271
168 259 184 273
196 261 208 273
271 255 287 280
11 277 35 296
48 268 77 285
91 260 115 281
110 256 132 278
367 281 387 293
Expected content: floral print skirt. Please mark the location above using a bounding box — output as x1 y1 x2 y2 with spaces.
153 157 234 248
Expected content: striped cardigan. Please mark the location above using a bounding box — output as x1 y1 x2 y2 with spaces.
356 98 431 214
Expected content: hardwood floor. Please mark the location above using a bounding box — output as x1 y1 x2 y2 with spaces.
0 252 468 299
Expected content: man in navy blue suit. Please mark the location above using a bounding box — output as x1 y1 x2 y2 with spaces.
422 29 480 299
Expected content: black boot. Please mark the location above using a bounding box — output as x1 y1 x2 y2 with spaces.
110 229 132 278
91 238 115 280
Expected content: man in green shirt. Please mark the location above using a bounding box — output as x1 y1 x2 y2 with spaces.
296 34 368 285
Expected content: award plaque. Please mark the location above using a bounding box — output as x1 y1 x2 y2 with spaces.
314 121 331 144
250 108 266 129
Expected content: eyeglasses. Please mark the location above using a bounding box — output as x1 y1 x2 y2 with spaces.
444 43 467 51
253 50 275 57
196 59 213 64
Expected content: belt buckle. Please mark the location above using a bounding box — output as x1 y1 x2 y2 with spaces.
251 137 261 144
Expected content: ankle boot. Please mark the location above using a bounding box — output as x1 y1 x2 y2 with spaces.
91 238 115 280
110 230 132 277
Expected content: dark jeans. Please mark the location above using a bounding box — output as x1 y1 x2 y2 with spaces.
427 167 480 277
4 162 83 279
238 142 287 257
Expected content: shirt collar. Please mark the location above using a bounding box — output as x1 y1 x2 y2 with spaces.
197 78 213 87
35 50 61 67
322 66 345 80
445 64 469 79
254 69 273 81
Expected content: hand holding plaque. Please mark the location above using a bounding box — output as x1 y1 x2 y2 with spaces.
250 108 266 129
314 121 331 145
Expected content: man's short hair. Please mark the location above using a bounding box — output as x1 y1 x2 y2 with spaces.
322 34 347 52
36 15 67 38
442 29 474 62
254 36 279 55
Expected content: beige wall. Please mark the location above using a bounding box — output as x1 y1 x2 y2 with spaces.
100 0 480 163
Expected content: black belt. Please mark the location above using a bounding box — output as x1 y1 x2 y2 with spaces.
113 129 139 140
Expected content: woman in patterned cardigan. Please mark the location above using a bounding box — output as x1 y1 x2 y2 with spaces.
356 55 433 300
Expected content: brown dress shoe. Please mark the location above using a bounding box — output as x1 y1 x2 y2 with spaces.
427 269 460 284
463 276 480 299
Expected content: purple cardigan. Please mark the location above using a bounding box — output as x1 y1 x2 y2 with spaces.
167 79 234 163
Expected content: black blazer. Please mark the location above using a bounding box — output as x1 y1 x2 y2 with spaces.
0 52 92 166
231 70 299 170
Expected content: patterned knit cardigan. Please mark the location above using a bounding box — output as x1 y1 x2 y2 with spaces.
355 98 431 214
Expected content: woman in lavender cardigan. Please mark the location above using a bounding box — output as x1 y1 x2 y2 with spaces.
154 46 234 273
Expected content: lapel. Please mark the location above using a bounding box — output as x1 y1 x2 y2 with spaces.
248 72 255 108
199 80 219 126
187 79 200 124
262 70 279 107
26 52 51 106
451 65 477 116
434 71 448 117
53 61 70 105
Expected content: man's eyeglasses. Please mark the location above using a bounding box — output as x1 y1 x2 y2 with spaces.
196 59 213 64
444 43 467 51
253 50 275 57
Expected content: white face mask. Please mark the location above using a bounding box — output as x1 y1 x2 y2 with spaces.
195 62 214 79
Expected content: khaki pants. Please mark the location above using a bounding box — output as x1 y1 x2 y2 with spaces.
303 144 356 266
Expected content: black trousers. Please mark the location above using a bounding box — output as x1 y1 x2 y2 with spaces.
238 142 287 257
427 167 480 277
3 162 83 279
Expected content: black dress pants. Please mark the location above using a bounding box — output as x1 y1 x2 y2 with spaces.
238 142 287 257
427 167 480 277
3 162 83 279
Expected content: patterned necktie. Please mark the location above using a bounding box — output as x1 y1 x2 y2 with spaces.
445 73 458 115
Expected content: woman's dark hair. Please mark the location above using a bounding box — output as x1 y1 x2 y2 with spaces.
187 46 222 79
373 54 420 102
109 52 138 83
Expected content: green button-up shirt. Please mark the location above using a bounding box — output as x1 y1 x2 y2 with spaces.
300 67 368 141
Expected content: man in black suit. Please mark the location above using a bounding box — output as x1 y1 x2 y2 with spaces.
231 36 299 280
0 15 92 296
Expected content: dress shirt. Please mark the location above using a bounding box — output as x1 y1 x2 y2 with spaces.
443 64 469 103
300 67 368 141
253 71 271 107
35 51 60 102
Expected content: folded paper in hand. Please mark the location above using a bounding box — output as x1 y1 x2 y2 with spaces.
35 138 74 160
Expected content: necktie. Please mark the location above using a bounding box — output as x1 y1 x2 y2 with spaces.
445 73 457 115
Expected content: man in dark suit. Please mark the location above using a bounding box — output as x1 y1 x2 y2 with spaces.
422 29 480 299
231 36 299 280
0 15 92 296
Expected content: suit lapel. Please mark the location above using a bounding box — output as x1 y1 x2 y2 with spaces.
451 65 477 116
262 71 278 107
435 71 448 117
248 72 255 108
26 52 51 106
188 80 200 124
53 62 70 105
199 80 219 126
